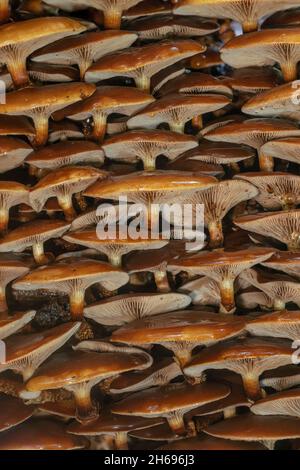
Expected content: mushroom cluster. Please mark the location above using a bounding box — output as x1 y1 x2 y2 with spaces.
0 0 299 452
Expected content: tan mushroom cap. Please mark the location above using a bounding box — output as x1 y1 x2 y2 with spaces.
0 393 35 432
101 130 198 169
31 31 138 79
261 251 300 279
247 310 300 341
0 310 35 340
159 435 268 450
0 83 96 147
204 414 300 443
0 418 88 450
84 292 191 326
174 0 300 33
0 16 87 87
26 140 104 170
127 93 231 133
85 40 205 91
252 388 300 417
111 310 246 346
26 349 151 391
234 210 300 251
221 28 300 81
261 137 300 165
157 72 233 98
0 137 32 173
85 170 217 201
227 67 281 94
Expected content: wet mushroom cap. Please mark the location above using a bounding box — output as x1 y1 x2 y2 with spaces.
251 388 300 416
0 310 35 340
0 393 35 432
246 310 300 339
124 0 172 20
178 142 255 165
159 436 268 450
0 137 32 173
158 72 233 97
0 116 35 137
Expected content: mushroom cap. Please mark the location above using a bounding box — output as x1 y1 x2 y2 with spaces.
111 310 246 345
38 399 76 419
190 48 223 69
0 258 30 286
0 116 35 137
26 140 104 170
0 137 32 173
31 30 137 64
261 137 300 164
2 322 80 365
0 310 35 341
177 141 255 165
251 388 300 416
0 219 70 253
0 181 29 206
129 421 181 441
159 435 268 450
227 66 281 93
0 418 88 450
262 7 300 28
29 166 106 213
221 28 300 69
0 393 35 432
261 251 300 278
0 83 96 117
157 72 233 97
192 382 250 416
13 260 129 293
84 170 217 200
127 93 231 129
28 62 79 83
184 337 292 378
49 120 84 143
85 40 205 82
111 381 230 417
84 292 191 326
261 365 300 391
246 310 300 340
124 0 172 20
26 349 151 391
204 414 300 441
68 411 163 435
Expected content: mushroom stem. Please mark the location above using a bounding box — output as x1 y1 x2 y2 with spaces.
242 20 258 33
22 366 36 382
92 113 107 143
170 122 185 134
167 410 187 436
57 195 77 222
78 60 92 81
281 61 298 82
208 220 224 248
32 114 49 148
108 253 122 267
219 278 235 313
103 9 122 29
32 242 49 266
0 286 7 314
273 298 286 311
6 58 29 89
192 115 203 131
135 75 151 93
114 432 129 450
0 207 9 236
261 439 276 451
67 382 98 423
69 288 85 321
223 407 236 419
0 0 10 23
258 150 274 172
242 373 263 401
287 237 300 252
154 271 171 292
142 154 157 171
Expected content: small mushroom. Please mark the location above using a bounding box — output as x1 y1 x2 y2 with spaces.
85 40 205 92
184 337 293 401
0 83 96 147
0 137 32 174
111 381 230 435
0 220 71 265
0 182 29 235
0 259 30 314
31 31 137 80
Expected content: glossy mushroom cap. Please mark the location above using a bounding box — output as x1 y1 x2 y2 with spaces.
0 137 32 174
159 435 268 450
247 310 300 341
252 388 300 417
157 72 233 98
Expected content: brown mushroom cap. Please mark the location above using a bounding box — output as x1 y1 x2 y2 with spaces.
175 141 255 166
247 310 300 341
48 120 84 143
227 66 282 94
261 137 300 166
0 258 30 313
84 292 191 326
0 116 35 138
159 435 268 450
0 310 35 340
0 137 32 174
252 388 300 417
261 251 300 279
0 418 88 450
26 140 104 170
157 72 233 98
0 393 35 432
192 382 250 417
85 40 205 91
262 8 300 28
189 48 223 70
221 28 300 81
124 0 172 20
28 62 79 83
260 365 300 392
31 31 138 79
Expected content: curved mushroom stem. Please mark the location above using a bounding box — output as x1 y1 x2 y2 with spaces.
135 75 151 93
103 9 122 29
167 411 187 436
6 58 29 89
69 288 85 321
258 150 274 172
154 270 171 292
281 61 298 83
0 207 9 236
0 0 10 23
32 115 49 148
114 432 129 450
208 220 224 249
92 112 107 143
32 242 50 266
0 286 7 314
242 20 258 33
192 115 203 131
242 373 263 401
219 278 236 314
57 195 77 222
67 382 99 424
170 121 185 134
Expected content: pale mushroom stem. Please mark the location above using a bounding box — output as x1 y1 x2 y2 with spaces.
0 286 7 314
154 271 171 292
170 122 186 134
258 150 274 172
242 20 258 33
114 432 129 450
0 0 9 23
78 60 93 81
6 58 29 89
261 439 276 451
108 253 122 267
68 382 99 423
167 410 187 436
281 61 298 82
32 115 49 148
57 194 77 222
288 236 300 252
273 299 286 310
223 407 236 419
92 113 107 143
0 206 9 236
242 374 263 401
142 154 157 171
103 9 122 29
32 242 50 266
69 288 85 321
135 75 151 93
219 278 235 314
192 115 203 131
208 220 224 248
